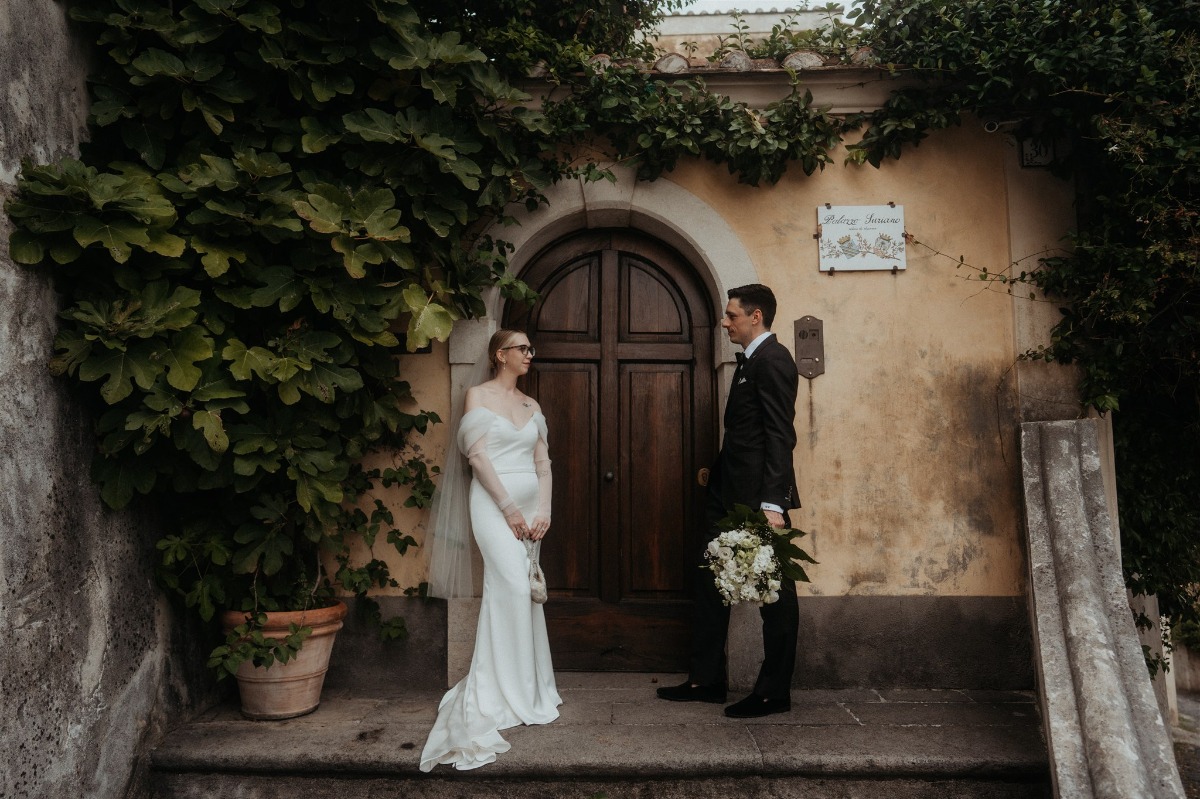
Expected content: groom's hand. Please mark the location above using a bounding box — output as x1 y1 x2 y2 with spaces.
763 509 785 528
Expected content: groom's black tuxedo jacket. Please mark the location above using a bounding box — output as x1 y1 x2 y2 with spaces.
711 333 800 514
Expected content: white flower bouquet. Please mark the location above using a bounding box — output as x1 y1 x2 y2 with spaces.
704 504 816 606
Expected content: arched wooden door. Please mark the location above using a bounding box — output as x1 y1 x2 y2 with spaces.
504 230 716 671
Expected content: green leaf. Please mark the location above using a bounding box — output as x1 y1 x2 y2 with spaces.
428 32 487 65
373 37 429 71
330 235 373 278
421 73 460 105
190 375 247 402
8 230 45 264
248 266 306 311
238 9 282 34
144 228 187 257
94 457 157 510
402 285 456 351
120 120 168 169
49 328 93 376
300 116 342 153
49 239 84 264
78 345 159 403
294 361 364 403
415 132 457 160
193 409 230 452
293 191 348 235
161 327 214 391
73 217 152 263
343 108 409 144
293 472 343 512
223 338 278 382
191 239 246 278
139 281 202 332
131 49 189 79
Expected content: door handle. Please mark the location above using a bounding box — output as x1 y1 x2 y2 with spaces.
604 471 615 483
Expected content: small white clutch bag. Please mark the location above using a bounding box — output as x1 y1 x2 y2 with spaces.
524 539 548 604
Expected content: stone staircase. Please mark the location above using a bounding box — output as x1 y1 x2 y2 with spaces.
150 672 1049 798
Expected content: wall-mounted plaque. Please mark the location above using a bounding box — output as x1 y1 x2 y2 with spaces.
1019 137 1055 168
816 205 906 272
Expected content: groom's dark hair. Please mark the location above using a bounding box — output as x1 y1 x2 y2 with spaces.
728 284 777 329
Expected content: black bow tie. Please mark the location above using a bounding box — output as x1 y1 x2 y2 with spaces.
735 352 746 365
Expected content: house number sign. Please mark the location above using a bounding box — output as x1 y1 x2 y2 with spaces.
816 205 907 272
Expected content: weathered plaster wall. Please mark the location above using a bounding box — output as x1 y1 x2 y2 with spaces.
665 123 1061 599
1 4 212 798
372 121 1072 688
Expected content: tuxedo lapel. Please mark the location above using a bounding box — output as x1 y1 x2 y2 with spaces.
730 334 775 390
731 353 747 389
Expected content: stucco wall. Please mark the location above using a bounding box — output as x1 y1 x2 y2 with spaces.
663 124 1074 599
384 124 1075 603
1 4 212 798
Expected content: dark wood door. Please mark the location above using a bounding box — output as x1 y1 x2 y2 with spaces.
504 230 715 671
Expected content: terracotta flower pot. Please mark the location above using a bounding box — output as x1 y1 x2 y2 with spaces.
220 600 348 720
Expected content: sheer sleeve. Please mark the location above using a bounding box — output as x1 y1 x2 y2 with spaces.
464 433 516 513
533 433 552 521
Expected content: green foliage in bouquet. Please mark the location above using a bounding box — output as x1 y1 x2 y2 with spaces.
717 504 817 585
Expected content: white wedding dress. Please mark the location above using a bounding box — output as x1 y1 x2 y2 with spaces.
419 407 562 771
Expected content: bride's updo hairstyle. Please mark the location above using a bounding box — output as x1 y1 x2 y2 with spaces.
487 329 526 372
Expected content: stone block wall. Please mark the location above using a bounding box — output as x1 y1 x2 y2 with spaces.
1 4 216 798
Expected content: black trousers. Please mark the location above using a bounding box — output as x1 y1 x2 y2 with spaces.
687 494 799 700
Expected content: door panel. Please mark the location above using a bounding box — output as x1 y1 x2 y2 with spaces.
530 364 597 596
622 364 690 596
505 230 714 671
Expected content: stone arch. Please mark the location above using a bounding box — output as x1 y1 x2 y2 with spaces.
448 166 760 370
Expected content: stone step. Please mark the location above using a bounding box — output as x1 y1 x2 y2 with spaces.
150 673 1050 799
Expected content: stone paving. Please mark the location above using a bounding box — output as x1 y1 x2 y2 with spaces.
151 672 1049 798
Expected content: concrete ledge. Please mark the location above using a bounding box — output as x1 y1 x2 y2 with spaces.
1020 419 1184 798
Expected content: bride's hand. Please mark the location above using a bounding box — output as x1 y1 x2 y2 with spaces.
528 515 550 540
503 507 530 539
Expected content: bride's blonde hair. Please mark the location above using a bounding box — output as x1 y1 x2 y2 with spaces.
487 328 526 372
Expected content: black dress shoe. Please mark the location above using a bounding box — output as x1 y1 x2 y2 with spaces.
656 680 727 703
723 693 791 718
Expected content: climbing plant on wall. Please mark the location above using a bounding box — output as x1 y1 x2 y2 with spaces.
4 0 849 673
5 0 562 673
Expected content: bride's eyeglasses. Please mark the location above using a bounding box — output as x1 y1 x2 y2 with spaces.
500 344 536 358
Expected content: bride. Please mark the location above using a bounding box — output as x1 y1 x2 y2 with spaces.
420 329 562 771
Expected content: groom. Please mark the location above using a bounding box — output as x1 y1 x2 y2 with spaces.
657 283 800 718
